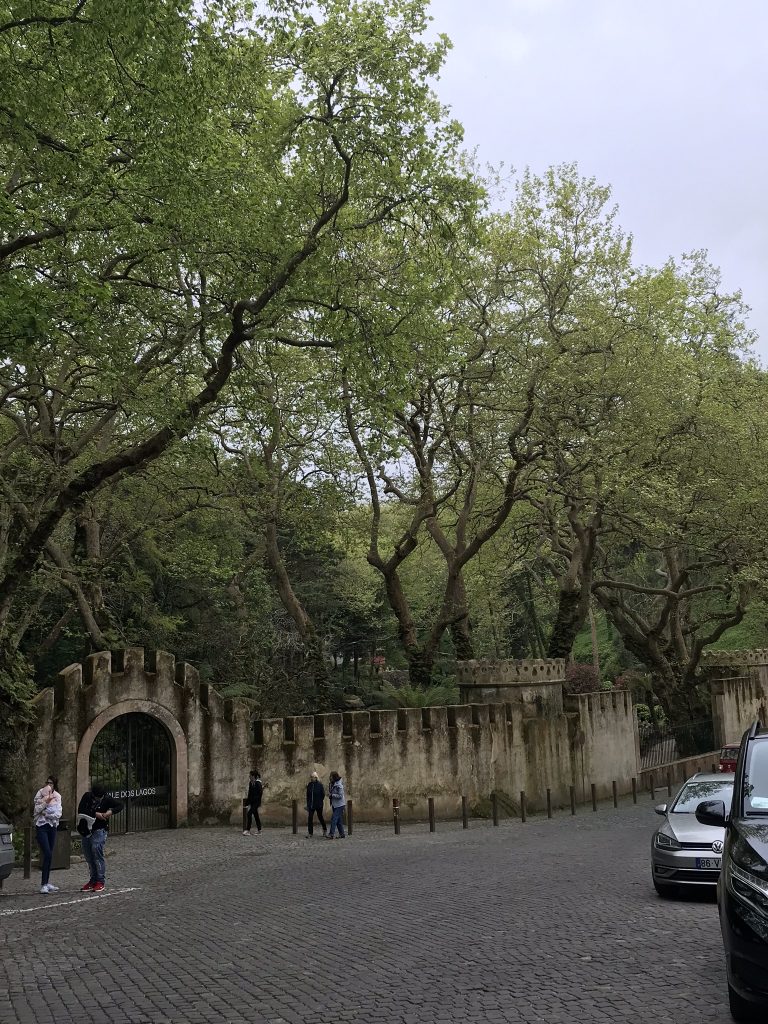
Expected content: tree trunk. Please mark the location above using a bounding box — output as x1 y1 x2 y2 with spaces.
264 518 331 710
546 582 590 659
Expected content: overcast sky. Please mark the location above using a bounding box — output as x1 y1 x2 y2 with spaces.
425 0 768 360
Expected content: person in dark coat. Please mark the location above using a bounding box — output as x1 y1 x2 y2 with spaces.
244 769 265 835
76 782 124 892
305 771 326 838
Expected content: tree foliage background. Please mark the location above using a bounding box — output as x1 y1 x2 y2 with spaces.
2 1 767 810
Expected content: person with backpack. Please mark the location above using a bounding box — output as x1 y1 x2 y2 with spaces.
305 771 326 837
326 771 346 839
33 773 62 894
76 783 123 892
243 769 266 835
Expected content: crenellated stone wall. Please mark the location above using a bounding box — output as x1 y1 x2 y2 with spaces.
456 658 566 717
30 649 643 829
26 648 252 827
703 649 768 747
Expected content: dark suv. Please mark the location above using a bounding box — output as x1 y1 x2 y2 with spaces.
697 721 768 1020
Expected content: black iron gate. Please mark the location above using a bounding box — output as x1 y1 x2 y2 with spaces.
89 713 172 833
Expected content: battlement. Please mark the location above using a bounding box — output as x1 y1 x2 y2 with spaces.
702 649 768 668
456 658 566 685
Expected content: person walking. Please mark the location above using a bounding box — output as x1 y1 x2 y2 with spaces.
243 769 265 835
76 783 123 892
33 774 62 894
326 771 346 839
305 771 326 837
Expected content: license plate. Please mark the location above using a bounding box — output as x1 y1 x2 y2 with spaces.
696 857 721 869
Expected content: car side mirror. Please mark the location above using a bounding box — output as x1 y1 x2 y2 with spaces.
654 803 667 816
696 800 727 827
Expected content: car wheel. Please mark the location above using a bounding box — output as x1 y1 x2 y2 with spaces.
728 983 757 1021
652 879 678 898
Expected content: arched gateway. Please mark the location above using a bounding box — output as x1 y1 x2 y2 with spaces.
26 648 252 828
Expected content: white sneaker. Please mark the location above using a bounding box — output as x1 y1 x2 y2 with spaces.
242 830 251 835
40 884 50 894
46 884 60 892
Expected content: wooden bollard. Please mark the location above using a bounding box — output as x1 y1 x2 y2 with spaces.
393 798 400 835
570 785 576 815
520 791 527 823
649 774 655 799
631 777 637 804
291 799 298 835
666 770 672 797
491 792 499 826
23 826 31 879
612 780 618 808
546 788 552 819
711 763 717 774
428 797 436 833
347 800 353 836
461 795 468 829
591 783 597 812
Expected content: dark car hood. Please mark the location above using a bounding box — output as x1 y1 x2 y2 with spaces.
731 818 768 878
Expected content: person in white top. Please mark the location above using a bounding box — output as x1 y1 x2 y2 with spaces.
33 774 62 894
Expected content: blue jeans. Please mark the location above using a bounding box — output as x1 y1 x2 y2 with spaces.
329 805 345 838
36 824 57 886
82 830 107 884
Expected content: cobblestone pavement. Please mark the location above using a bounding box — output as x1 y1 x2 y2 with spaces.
0 796 734 1024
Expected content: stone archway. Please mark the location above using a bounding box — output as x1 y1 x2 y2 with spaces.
76 700 188 827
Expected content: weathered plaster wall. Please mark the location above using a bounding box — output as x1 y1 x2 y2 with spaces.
26 648 251 827
704 650 768 747
254 689 639 824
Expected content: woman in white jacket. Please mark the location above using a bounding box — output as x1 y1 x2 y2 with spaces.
33 774 62 894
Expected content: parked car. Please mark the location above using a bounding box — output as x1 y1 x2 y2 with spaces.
720 744 741 773
0 810 14 882
651 772 734 897
697 721 768 1021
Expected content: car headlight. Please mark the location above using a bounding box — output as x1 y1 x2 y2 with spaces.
725 858 768 917
655 830 681 850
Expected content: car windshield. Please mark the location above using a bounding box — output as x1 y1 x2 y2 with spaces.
721 747 739 761
671 779 734 813
744 741 768 813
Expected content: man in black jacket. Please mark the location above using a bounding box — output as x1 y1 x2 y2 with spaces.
77 783 124 892
306 771 326 837
244 770 264 835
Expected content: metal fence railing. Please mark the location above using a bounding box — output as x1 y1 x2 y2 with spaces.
637 718 715 770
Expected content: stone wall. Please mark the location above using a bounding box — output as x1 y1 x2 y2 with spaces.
703 650 768 747
255 687 640 824
26 648 251 827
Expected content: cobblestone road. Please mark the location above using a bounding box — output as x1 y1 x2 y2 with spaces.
0 797 733 1024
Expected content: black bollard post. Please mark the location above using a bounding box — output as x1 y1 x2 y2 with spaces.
291 799 298 835
631 777 638 804
520 791 527 824
393 798 400 835
649 774 655 799
242 799 248 833
591 783 597 812
461 796 468 830
570 785 576 815
612 781 618 809
546 788 552 819
23 826 31 879
428 797 435 833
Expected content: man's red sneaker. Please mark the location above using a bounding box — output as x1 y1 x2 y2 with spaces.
92 882 105 892
80 882 94 892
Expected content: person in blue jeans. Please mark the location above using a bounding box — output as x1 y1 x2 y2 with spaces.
77 783 123 892
33 774 62 894
326 771 346 839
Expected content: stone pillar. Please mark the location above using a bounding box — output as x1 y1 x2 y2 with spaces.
456 658 567 717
